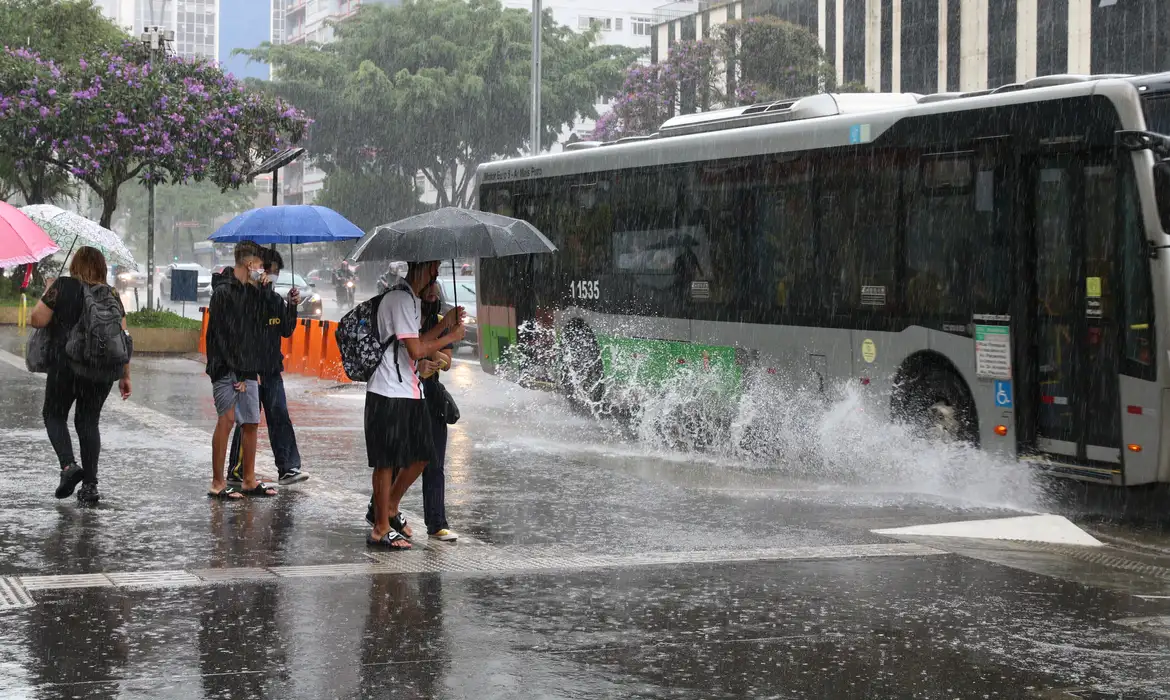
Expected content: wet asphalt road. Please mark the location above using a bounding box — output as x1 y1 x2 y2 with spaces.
3 326 1170 698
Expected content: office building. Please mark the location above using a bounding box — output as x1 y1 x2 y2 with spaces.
651 0 1170 96
96 0 220 62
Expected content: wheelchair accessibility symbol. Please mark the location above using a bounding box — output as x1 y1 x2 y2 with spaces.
994 380 1013 408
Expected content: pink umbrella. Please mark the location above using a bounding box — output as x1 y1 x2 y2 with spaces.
0 200 59 268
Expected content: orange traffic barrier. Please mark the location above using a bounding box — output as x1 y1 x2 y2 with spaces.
281 332 292 362
198 307 209 355
319 321 351 383
305 319 324 376
286 319 309 374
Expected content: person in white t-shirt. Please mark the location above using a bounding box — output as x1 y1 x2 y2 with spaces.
365 260 466 550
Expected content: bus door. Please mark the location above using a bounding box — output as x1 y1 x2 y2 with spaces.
1018 152 1122 472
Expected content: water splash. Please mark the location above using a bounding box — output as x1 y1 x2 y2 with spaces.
500 329 1041 511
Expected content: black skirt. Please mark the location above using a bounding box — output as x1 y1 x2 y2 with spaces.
364 393 435 471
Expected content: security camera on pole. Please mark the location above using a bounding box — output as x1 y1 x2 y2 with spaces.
139 23 174 311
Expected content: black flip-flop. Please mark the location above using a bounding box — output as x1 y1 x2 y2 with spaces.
241 482 278 498
207 486 243 500
367 530 411 550
390 513 412 540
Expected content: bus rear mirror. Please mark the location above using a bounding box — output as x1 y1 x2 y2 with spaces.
1154 161 1170 233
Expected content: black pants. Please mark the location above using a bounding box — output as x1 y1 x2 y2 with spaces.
422 417 449 534
229 372 300 478
43 363 114 485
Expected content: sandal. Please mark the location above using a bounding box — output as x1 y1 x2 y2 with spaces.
367 530 411 550
241 482 277 498
207 486 243 500
390 513 412 539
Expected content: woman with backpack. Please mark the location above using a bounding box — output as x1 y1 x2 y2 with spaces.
29 246 132 506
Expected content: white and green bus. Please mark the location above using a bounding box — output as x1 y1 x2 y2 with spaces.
475 72 1170 486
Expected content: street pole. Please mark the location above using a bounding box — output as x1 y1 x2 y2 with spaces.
141 24 170 311
530 0 542 156
147 179 155 309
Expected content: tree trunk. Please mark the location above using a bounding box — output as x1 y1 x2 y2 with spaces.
98 188 118 229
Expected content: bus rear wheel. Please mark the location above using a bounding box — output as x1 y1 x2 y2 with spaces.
895 367 979 446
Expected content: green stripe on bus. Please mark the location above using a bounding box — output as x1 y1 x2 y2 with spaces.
596 335 741 393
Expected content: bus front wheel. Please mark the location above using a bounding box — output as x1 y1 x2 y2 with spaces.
894 366 979 446
560 321 605 411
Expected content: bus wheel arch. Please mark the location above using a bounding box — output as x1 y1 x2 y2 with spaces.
891 352 980 447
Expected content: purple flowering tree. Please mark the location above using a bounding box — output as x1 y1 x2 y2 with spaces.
0 43 309 227
592 40 717 141
594 17 853 140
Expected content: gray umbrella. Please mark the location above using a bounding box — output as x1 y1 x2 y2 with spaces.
349 207 557 263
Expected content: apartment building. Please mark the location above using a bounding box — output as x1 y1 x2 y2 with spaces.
97 0 219 62
651 0 1170 96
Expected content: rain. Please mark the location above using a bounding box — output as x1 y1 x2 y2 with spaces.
2 0 1170 698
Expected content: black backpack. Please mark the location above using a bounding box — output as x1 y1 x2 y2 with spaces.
335 282 410 383
65 283 131 381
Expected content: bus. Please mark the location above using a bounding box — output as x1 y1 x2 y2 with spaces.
475 72 1170 487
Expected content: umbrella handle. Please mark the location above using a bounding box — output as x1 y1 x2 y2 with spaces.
57 235 78 278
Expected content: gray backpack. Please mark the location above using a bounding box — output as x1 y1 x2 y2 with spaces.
65 283 131 381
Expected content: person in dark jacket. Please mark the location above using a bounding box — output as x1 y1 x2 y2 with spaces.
418 282 457 541
29 247 132 506
227 247 306 485
205 241 278 499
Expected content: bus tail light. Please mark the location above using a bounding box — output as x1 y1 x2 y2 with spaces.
994 425 1008 436
1127 405 1143 415
1128 443 1143 453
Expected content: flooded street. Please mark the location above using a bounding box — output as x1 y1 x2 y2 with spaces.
2 327 1170 698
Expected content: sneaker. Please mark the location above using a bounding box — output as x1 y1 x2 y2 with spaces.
77 483 100 506
429 529 458 542
278 468 309 486
54 463 84 499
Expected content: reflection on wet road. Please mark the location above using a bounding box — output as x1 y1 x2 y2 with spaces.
2 327 1170 698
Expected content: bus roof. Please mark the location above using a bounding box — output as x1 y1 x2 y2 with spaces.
478 72 1170 186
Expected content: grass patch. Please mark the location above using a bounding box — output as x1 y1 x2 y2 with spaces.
125 309 201 331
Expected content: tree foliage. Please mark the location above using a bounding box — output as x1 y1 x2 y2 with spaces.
247 0 639 209
0 42 309 227
594 17 854 140
315 167 426 235
0 0 128 205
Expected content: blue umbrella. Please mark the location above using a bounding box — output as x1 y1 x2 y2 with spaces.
210 205 365 275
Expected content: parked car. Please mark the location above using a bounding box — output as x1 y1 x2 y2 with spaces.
438 277 478 351
161 263 213 299
273 271 323 319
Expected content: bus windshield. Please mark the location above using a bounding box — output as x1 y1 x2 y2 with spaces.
1143 95 1170 136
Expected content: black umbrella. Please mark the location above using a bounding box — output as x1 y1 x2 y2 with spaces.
349 207 557 263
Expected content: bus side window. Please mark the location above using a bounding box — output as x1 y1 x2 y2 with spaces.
1120 162 1156 374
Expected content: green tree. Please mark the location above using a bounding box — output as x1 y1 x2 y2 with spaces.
0 0 128 204
715 17 836 104
246 0 638 208
315 166 425 234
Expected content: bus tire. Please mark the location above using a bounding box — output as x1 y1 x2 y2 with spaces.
894 365 979 446
560 320 604 411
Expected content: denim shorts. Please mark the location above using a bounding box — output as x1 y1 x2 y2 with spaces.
212 376 261 425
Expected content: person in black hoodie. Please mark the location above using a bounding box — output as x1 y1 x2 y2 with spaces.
205 241 279 499
227 247 306 486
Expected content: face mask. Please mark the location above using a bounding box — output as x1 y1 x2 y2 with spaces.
249 268 264 282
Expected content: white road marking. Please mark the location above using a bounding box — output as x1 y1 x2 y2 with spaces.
873 514 1103 547
8 543 942 595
